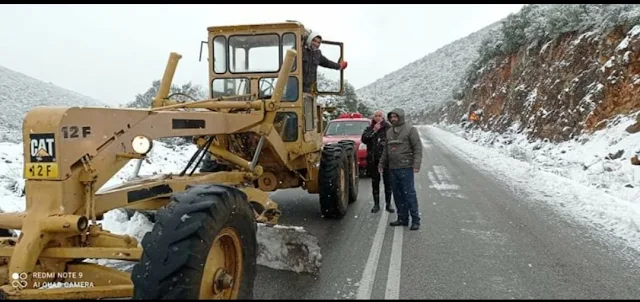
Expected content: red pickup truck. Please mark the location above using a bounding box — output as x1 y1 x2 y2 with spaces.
322 112 371 175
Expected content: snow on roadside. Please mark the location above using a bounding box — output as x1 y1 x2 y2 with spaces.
0 139 195 243
0 140 197 214
0 142 27 213
99 140 199 191
422 125 640 254
437 114 640 205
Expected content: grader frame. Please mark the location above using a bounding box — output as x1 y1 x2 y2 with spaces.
0 21 359 300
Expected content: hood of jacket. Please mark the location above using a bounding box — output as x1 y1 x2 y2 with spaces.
387 108 406 126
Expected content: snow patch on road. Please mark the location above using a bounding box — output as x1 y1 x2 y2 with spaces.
257 223 322 274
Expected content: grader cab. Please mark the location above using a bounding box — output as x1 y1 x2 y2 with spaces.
0 21 359 300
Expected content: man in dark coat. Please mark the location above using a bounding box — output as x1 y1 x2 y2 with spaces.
361 110 395 213
302 30 348 93
379 108 423 230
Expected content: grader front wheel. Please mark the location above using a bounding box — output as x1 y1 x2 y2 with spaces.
131 184 257 300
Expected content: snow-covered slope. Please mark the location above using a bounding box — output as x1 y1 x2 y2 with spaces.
0 140 197 214
436 113 640 206
435 11 640 143
425 124 640 255
355 20 503 117
0 65 107 143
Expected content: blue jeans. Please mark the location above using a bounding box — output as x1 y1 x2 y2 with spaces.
390 168 420 225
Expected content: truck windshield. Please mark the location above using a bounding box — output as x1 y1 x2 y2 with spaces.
324 121 369 136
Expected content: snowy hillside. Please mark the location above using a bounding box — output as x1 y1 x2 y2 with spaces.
0 140 197 214
0 65 107 143
355 20 503 117
433 5 640 143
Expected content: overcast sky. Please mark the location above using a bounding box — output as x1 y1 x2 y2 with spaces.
0 4 523 106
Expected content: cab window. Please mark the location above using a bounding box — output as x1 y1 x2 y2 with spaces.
274 112 298 142
211 78 250 98
259 76 298 101
228 34 280 73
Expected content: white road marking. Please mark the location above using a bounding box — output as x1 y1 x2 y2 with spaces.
429 166 461 191
356 208 390 299
433 165 453 182
385 226 404 299
441 191 468 199
431 183 462 190
427 171 438 184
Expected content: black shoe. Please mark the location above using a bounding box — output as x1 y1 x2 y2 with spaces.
371 205 380 213
385 204 395 213
410 224 419 230
390 220 408 227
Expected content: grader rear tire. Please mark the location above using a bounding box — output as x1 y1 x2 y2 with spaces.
131 184 257 300
337 140 358 204
319 144 349 219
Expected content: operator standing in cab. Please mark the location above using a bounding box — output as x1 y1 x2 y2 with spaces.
302 30 348 93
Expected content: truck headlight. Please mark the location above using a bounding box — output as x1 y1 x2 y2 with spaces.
359 144 367 150
132 135 153 154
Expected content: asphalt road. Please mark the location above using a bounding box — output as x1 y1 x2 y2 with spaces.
253 126 640 299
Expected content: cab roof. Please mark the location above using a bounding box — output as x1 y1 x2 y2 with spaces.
207 21 303 34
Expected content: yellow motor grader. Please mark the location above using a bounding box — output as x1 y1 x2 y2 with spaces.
0 21 359 299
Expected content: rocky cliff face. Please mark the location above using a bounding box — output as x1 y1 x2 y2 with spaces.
432 24 640 143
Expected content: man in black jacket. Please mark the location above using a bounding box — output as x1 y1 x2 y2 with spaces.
361 110 395 213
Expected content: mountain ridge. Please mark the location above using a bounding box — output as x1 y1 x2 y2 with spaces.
355 19 505 118
0 64 107 143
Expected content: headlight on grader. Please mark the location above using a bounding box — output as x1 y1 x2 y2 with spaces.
132 135 153 154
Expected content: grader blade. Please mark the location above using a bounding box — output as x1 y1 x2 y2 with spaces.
256 223 322 274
